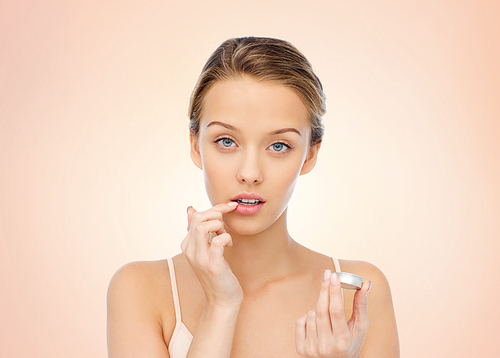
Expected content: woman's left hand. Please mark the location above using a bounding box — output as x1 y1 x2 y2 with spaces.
295 270 371 358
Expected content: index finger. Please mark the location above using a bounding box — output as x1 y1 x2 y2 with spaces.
210 202 238 215
329 272 349 334
188 202 238 228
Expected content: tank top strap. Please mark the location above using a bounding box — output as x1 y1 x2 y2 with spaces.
332 257 341 273
166 257 182 322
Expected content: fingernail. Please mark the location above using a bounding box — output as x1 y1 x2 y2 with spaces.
330 272 338 285
323 269 331 281
367 280 372 293
228 202 238 207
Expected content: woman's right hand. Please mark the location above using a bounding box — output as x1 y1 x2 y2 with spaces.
180 202 243 308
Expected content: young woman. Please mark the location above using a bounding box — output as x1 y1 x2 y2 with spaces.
107 37 399 358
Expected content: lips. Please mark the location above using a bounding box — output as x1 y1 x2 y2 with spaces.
231 192 265 215
231 192 265 204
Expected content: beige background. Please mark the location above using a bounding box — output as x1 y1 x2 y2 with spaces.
1 0 499 357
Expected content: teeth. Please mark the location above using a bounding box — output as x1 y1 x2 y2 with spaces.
237 199 260 205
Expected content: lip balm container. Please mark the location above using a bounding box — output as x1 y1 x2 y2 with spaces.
336 272 363 290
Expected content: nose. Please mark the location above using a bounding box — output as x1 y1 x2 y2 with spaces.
236 149 263 184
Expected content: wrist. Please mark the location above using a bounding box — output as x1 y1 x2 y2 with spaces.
205 298 243 313
205 289 244 310
200 300 242 331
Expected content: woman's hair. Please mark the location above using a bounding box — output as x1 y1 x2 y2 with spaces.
188 37 326 146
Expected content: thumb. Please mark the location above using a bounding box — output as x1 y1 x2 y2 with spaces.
186 206 197 231
349 280 371 334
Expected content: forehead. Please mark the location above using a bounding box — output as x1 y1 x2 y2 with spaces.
200 76 310 134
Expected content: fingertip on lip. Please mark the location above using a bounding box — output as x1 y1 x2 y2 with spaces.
227 201 238 207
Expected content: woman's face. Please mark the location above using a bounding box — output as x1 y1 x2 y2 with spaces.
190 75 320 235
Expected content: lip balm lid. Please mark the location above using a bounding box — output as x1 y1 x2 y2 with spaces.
335 272 363 290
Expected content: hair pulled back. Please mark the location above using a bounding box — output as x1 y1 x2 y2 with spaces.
188 37 326 146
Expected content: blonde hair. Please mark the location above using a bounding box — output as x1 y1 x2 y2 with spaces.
188 37 326 146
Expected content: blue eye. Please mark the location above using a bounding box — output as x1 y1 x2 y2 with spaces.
269 142 289 152
216 138 236 148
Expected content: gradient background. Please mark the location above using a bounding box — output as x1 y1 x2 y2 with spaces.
1 1 499 357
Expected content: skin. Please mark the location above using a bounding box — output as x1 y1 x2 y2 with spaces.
107 75 400 358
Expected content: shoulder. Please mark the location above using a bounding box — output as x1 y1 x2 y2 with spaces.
107 259 175 319
108 259 170 300
107 259 176 354
107 260 174 328
338 259 396 325
109 259 169 281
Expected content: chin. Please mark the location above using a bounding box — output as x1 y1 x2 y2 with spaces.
224 217 271 237
226 225 267 237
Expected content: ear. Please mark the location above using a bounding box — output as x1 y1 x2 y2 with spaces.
190 135 203 170
300 142 321 175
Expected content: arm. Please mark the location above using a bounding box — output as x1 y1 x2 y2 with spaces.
185 301 241 357
181 203 243 358
107 262 170 358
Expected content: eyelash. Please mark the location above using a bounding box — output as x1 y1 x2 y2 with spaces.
268 141 293 153
214 136 237 150
213 137 294 153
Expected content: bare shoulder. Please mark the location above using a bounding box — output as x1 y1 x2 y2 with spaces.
108 259 169 289
339 259 391 294
107 259 172 311
339 259 400 357
107 259 175 357
338 259 395 317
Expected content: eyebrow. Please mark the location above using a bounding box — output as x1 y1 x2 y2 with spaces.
206 121 240 132
269 128 302 137
206 121 302 137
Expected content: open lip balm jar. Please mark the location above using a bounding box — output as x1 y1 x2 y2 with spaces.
336 272 363 290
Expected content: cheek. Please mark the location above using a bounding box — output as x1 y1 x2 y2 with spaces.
266 158 303 198
201 152 233 199
280 164 302 197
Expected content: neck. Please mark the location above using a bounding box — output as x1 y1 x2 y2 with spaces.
223 208 301 291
